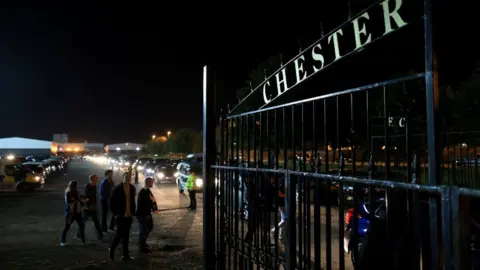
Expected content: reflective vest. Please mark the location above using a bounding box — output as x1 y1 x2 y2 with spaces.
186 173 196 191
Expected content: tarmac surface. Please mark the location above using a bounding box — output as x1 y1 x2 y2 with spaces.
0 160 203 269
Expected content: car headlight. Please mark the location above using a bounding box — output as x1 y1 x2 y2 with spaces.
137 166 143 170
196 178 203 187
34 176 40 181
157 172 165 179
147 169 154 174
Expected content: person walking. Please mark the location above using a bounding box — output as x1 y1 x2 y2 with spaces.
270 176 286 244
185 169 197 211
108 172 136 260
135 177 158 253
100 170 115 232
77 174 103 240
60 180 88 246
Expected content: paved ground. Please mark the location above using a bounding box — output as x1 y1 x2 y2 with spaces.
0 160 203 270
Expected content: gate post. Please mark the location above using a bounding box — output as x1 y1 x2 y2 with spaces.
203 65 216 269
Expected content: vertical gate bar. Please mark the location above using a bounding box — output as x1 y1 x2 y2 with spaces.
219 110 226 269
336 96 345 270
313 101 321 270
324 98 332 270
247 114 250 167
450 187 461 270
441 187 452 270
428 196 439 270
274 109 280 267
267 111 271 168
350 93 356 176
240 116 246 266
283 107 287 170
228 119 233 270
225 117 230 268
252 114 258 268
234 118 240 270
292 106 296 171
286 170 297 270
424 0 441 186
259 112 264 267
202 65 216 269
298 104 304 269
275 110 279 170
350 93 359 264
366 91 370 161
382 85 391 264
383 86 391 179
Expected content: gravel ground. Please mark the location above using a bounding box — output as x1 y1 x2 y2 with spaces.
0 161 203 270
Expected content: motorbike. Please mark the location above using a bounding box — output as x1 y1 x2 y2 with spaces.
343 196 385 265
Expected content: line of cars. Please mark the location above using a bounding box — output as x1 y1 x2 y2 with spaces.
86 153 206 193
0 154 68 192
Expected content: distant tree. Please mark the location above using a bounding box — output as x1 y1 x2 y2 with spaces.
165 128 200 154
145 140 164 155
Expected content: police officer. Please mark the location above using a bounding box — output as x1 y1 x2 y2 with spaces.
185 169 197 211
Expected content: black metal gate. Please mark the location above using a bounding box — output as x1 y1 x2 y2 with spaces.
201 0 480 269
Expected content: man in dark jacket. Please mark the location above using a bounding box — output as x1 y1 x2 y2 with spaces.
135 177 158 253
108 172 136 261
100 170 115 232
77 174 103 240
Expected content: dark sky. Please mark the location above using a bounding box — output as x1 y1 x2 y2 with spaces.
0 1 476 143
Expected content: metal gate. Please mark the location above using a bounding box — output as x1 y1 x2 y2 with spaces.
201 0 480 269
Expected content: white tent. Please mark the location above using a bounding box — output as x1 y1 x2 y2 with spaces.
0 137 52 149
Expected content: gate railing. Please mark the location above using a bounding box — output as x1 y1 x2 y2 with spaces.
212 165 480 270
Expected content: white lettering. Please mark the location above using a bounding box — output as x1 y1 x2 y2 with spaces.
262 81 272 104
388 117 394 127
398 117 406 127
352 12 372 49
275 68 289 96
327 29 344 60
381 0 407 35
294 55 308 84
311 43 325 73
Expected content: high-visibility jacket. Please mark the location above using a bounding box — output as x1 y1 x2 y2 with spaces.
186 173 196 191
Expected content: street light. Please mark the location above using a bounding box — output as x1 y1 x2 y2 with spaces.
152 135 156 140
167 131 171 138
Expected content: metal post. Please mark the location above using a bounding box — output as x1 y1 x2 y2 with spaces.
424 0 440 185
202 65 216 269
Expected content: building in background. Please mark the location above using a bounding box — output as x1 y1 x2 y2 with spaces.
0 137 53 156
105 142 144 154
53 133 69 144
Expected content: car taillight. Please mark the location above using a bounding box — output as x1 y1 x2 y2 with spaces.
345 208 360 224
345 209 354 224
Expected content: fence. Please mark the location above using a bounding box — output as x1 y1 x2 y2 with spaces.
200 0 480 269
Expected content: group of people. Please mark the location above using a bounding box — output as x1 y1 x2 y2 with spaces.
61 169 159 260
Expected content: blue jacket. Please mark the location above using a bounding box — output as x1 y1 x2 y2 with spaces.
100 178 114 201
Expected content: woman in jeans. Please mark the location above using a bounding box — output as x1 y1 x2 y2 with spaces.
60 180 88 246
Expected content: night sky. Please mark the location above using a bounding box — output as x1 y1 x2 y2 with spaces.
0 1 476 143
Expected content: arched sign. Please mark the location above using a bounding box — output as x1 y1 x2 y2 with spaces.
230 0 418 114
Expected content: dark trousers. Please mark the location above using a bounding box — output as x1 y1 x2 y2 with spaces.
110 216 133 256
101 200 115 231
188 190 197 210
61 213 84 243
137 215 153 247
78 210 103 239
